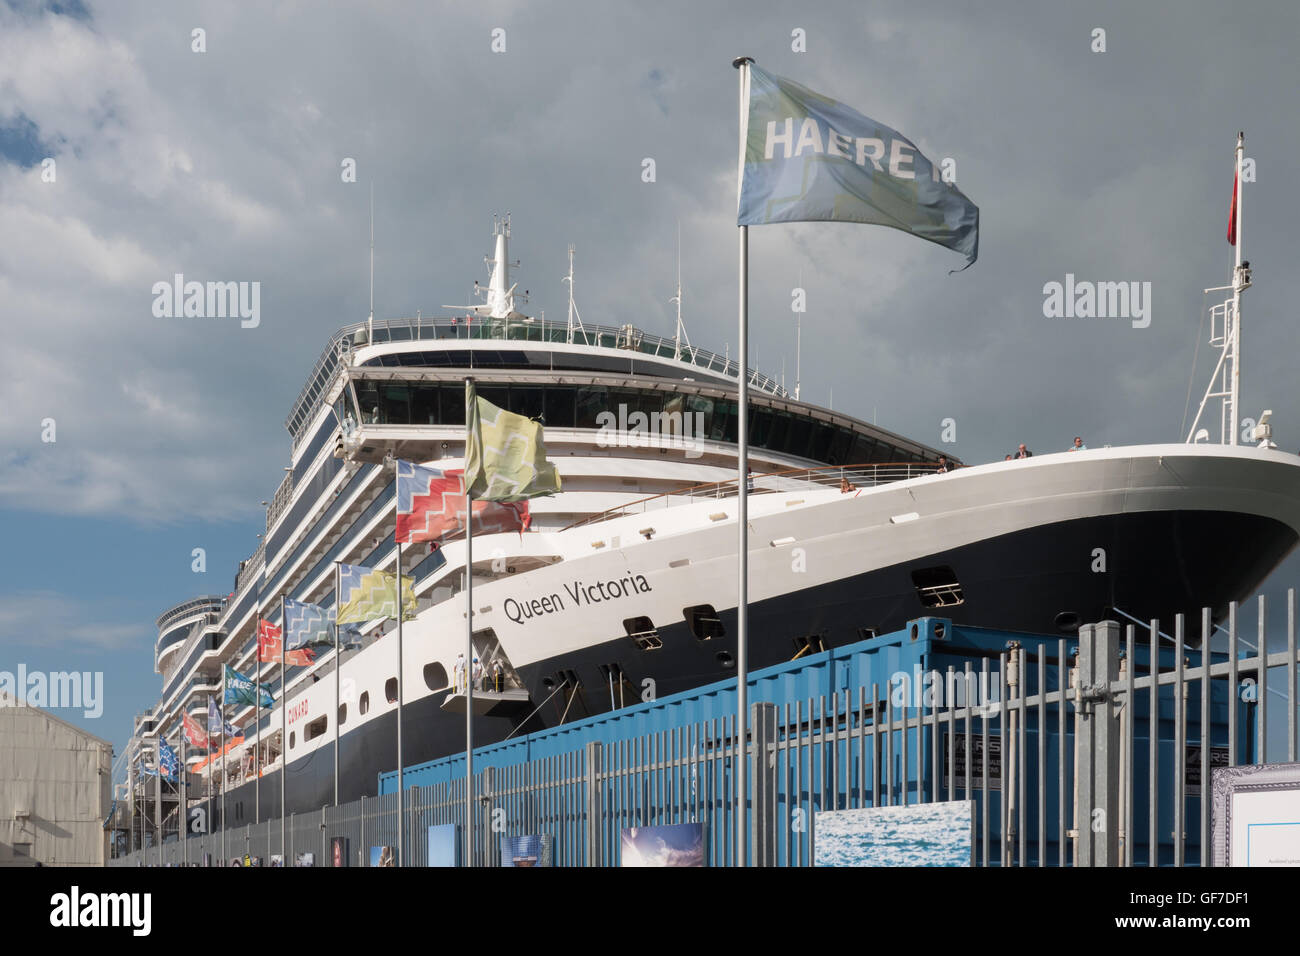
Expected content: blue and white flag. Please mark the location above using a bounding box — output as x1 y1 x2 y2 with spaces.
283 598 359 648
208 695 237 737
738 64 978 270
224 664 275 709
158 740 179 781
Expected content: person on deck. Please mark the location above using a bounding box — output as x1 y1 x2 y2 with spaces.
1016 444 1032 459
1067 436 1087 451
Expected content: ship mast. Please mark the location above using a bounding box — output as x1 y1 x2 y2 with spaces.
1186 132 1252 446
670 223 692 362
562 244 589 345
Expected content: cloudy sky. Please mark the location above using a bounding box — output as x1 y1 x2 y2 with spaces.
3 0 1299 759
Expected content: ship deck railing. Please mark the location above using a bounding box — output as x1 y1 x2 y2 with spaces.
561 461 945 530
287 315 788 449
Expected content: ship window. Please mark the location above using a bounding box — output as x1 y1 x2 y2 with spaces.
624 616 662 651
809 422 836 461
410 385 439 425
423 662 449 691
576 386 609 428
439 385 464 426
385 678 398 703
911 566 965 608
381 385 409 424
360 692 370 715
793 635 824 656
512 387 545 422
684 605 724 641
478 385 509 410
289 732 296 749
338 703 347 725
305 716 327 742
544 386 575 428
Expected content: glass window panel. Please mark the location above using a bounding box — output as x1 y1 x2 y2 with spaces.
410 385 438 425
439 384 465 426
355 382 381 424
576 386 609 428
544 386 576 427
827 426 854 465
511 387 545 422
381 385 409 424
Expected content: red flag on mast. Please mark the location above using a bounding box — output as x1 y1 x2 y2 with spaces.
1228 171 1238 246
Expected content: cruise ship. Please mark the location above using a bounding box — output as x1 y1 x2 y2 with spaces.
122 215 1300 833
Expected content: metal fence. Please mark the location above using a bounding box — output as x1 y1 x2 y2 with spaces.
112 596 1300 867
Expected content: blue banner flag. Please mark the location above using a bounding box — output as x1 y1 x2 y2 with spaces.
223 664 275 709
738 64 978 270
158 740 179 781
207 695 237 737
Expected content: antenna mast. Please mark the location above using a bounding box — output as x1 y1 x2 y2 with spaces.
562 244 588 345
670 223 692 362
1186 132 1252 446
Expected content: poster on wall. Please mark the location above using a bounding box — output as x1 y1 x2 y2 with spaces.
369 845 396 867
428 824 459 868
814 800 974 867
1212 761 1300 866
330 837 350 868
269 854 284 867
620 823 706 867
294 852 315 867
499 834 553 867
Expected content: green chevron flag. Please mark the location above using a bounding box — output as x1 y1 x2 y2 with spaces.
463 380 562 502
336 563 417 625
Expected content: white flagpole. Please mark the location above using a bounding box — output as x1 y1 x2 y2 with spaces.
255 598 261 825
732 54 753 869
334 563 341 806
280 593 287 860
180 729 186 866
1230 131 1245 447
465 376 475 868
396 535 405 867
154 739 161 865
220 685 226 863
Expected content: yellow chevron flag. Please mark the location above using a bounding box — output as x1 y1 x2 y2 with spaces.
463 380 562 502
336 563 417 624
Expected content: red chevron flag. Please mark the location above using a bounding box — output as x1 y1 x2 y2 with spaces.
258 619 315 666
181 709 208 751
395 462 528 545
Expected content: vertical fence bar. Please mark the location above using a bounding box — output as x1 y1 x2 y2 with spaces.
1037 650 1046 867
1201 608 1211 868
1258 594 1268 764
852 686 863 806
981 655 989 867
1149 619 1159 867
1057 639 1066 867
998 652 1006 866
931 684 940 806
885 691 893 808
1290 589 1297 763
1173 614 1185 867
1124 626 1134 868
900 694 909 808
964 663 973 806
1018 645 1027 867
1228 603 1238 768
947 667 957 805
